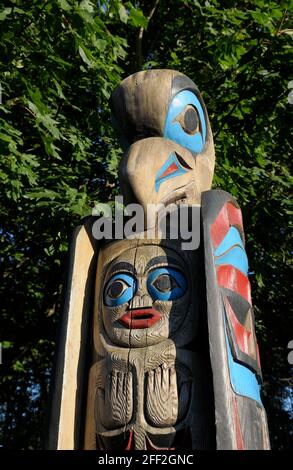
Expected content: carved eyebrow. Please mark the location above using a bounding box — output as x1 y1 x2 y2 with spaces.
145 256 182 271
107 262 136 277
171 75 198 98
107 257 185 278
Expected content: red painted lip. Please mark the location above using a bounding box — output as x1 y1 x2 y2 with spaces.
119 308 161 329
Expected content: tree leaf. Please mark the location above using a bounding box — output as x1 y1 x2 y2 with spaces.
119 4 128 24
0 8 12 21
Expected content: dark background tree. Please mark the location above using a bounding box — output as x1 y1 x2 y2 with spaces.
0 0 292 449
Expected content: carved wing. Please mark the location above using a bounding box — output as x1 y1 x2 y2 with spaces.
202 189 270 450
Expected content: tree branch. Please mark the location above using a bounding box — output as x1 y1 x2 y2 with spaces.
136 0 160 71
276 9 288 36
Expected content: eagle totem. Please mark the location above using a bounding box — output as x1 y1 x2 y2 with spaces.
48 70 270 450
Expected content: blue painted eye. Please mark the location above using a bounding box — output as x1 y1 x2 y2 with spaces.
147 268 187 301
104 273 137 307
164 90 206 154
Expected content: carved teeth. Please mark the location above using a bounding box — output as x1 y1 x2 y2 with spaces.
131 295 152 309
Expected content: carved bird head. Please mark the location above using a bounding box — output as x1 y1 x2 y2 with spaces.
110 70 215 227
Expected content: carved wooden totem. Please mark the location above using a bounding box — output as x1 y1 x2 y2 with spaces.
84 238 214 450
48 70 270 450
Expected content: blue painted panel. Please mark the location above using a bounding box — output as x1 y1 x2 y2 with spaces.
225 330 262 404
215 246 248 275
155 152 188 192
214 226 248 275
214 226 245 256
164 90 206 154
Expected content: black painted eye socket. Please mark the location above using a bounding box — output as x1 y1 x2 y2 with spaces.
184 108 198 133
152 274 178 293
107 280 127 299
176 105 200 135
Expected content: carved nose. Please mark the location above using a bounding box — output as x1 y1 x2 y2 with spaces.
130 294 153 309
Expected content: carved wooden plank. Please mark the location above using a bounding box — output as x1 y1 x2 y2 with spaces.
202 189 270 449
48 219 98 449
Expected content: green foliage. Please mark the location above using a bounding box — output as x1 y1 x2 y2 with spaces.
0 0 132 449
0 0 292 449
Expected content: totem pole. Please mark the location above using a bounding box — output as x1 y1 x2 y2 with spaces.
48 70 270 450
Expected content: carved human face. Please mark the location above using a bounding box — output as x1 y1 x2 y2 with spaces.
99 244 197 348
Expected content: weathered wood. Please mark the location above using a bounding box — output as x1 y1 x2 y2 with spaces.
119 137 214 229
84 238 215 450
201 189 270 449
111 69 177 146
47 219 98 449
110 70 214 153
49 69 270 450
